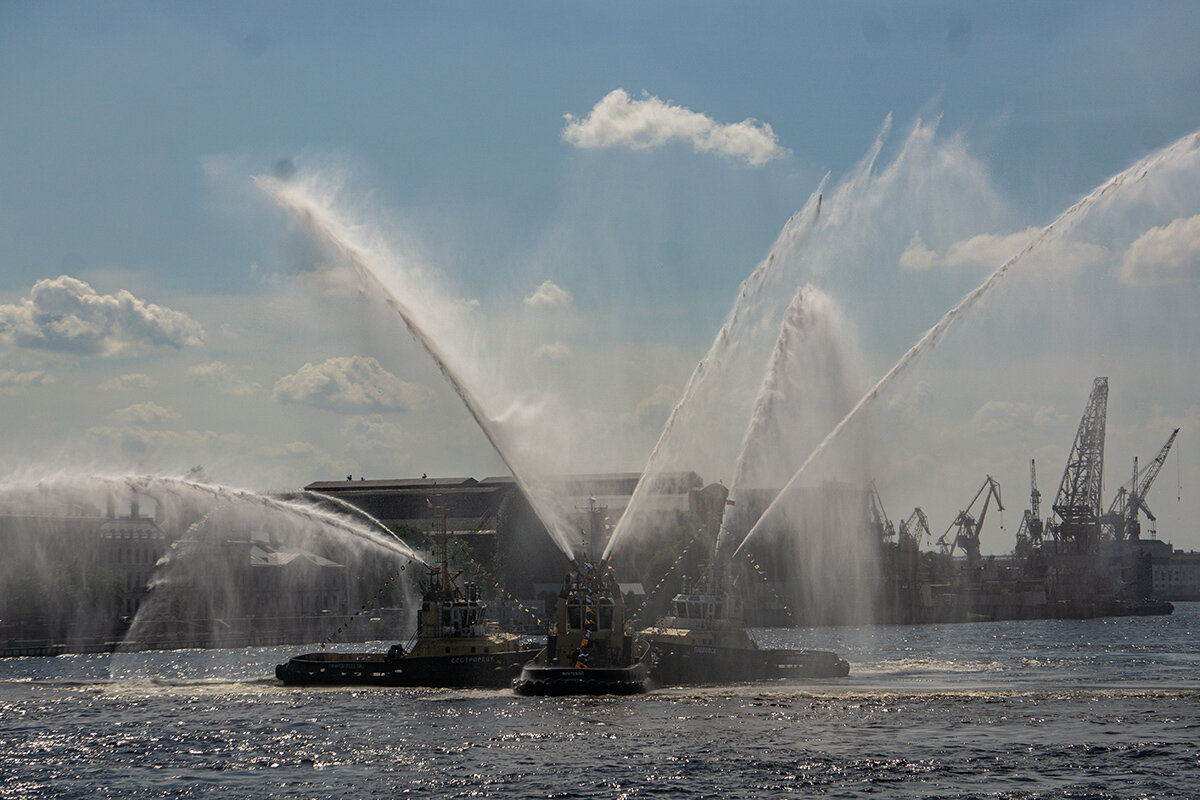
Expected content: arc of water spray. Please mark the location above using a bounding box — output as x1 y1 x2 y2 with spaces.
252 176 581 560
303 489 413 546
126 474 429 567
601 181 829 561
734 129 1200 556
715 284 829 556
603 117 898 562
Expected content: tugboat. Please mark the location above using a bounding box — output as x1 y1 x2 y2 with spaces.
641 570 850 686
512 501 652 696
276 509 539 688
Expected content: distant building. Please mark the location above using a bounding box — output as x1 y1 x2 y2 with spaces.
0 493 168 649
1152 548 1200 601
301 472 720 611
302 471 718 563
97 511 168 617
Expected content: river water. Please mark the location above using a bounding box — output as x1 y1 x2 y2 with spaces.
3 605 1198 798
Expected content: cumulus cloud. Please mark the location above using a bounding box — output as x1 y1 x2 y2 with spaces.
887 380 932 415
187 361 262 396
273 355 432 414
900 227 1104 275
99 373 157 391
534 342 573 361
972 400 1060 433
942 228 1041 269
628 383 680 429
0 275 204 356
85 424 320 465
898 232 938 271
1119 213 1200 285
562 89 788 167
0 368 53 395
342 416 408 457
523 280 573 310
113 401 181 426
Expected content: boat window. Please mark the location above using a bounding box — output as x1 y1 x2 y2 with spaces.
566 597 586 631
597 599 614 631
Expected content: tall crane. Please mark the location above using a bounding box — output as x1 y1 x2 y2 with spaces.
1051 377 1108 555
898 507 932 550
868 481 895 543
938 476 1003 568
1106 428 1180 541
1014 459 1044 558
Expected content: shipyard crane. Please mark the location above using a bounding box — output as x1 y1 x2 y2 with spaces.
898 507 932 550
868 481 896 542
937 476 1003 568
1105 428 1180 541
1014 459 1045 558
1051 377 1108 555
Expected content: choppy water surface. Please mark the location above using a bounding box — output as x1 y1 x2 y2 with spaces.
3 605 1198 798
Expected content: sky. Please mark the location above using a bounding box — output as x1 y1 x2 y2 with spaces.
2 1 1199 554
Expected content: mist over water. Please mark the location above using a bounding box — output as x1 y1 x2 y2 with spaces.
0 471 425 652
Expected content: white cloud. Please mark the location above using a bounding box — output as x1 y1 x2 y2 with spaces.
273 355 432 414
0 275 204 357
187 360 262 396
562 89 788 167
971 400 1060 433
187 361 230 380
534 342 572 361
887 380 932 415
113 401 181 426
99 373 157 391
84 424 322 467
523 280 573 310
1119 213 1200 285
900 227 1104 276
342 416 408 458
628 383 679 429
0 368 53 395
898 232 938 271
942 227 1040 269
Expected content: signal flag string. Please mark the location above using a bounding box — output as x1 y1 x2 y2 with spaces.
471 566 546 628
320 559 412 649
740 547 794 620
631 533 702 624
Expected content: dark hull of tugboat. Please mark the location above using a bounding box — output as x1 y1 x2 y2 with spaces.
275 648 540 688
649 643 849 687
512 657 651 696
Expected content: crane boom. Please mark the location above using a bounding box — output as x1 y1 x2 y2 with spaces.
1103 428 1179 540
1052 377 1108 554
1129 428 1180 536
938 476 1003 567
1134 428 1179 508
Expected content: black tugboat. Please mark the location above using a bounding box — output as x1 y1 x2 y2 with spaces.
512 501 652 696
641 572 849 687
276 510 539 688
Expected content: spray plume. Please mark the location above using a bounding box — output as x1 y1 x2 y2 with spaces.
604 117 901 560
253 174 583 560
734 129 1200 556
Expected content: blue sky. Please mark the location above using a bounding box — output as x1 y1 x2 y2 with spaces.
2 2 1199 552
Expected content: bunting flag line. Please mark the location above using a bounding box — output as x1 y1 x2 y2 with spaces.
742 548 794 619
